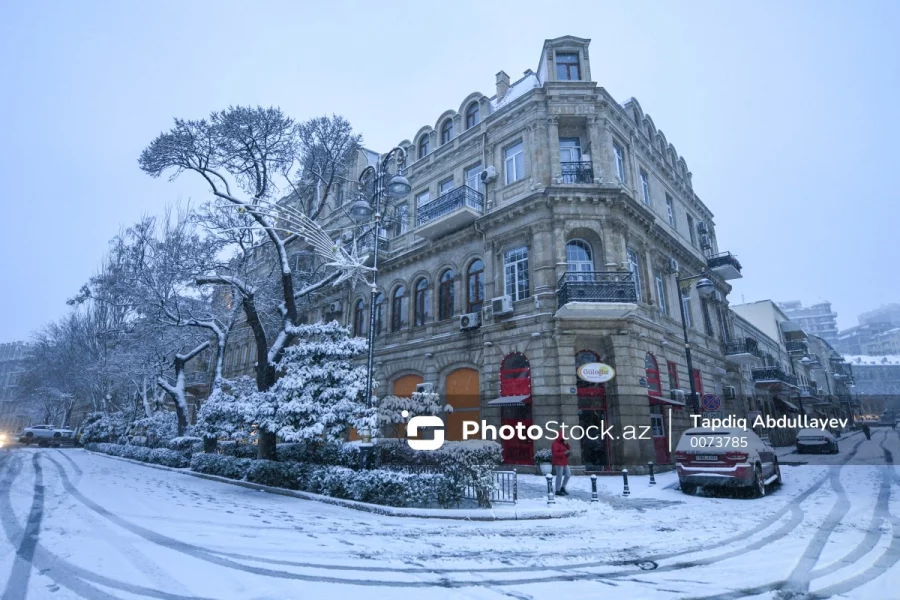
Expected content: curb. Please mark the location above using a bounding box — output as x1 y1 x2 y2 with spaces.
81 449 588 521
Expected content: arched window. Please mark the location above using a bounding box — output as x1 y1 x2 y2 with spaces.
353 299 365 337
465 103 479 129
418 136 430 160
373 292 384 335
566 239 594 281
440 120 454 145
438 269 455 320
645 353 662 397
414 278 430 327
391 286 407 332
500 353 531 397
466 259 484 313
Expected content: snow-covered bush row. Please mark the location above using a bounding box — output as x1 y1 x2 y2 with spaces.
167 436 204 457
217 440 259 459
190 453 252 480
246 460 303 490
85 442 189 468
81 412 135 445
131 412 178 447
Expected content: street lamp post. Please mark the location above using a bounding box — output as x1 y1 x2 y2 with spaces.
676 273 716 414
350 147 411 451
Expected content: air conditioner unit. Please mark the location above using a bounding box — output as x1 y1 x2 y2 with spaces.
697 221 709 235
459 312 482 330
328 301 343 313
491 295 513 316
670 389 686 403
415 382 435 395
724 385 737 400
700 234 712 250
667 257 680 274
480 165 498 184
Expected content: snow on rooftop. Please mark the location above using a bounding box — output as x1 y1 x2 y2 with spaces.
490 72 540 111
843 355 900 365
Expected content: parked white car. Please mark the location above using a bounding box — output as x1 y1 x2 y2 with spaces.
796 428 839 454
675 427 781 497
20 424 76 446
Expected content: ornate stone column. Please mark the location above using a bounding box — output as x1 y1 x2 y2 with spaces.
548 117 561 183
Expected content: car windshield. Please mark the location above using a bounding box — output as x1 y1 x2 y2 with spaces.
0 12 894 600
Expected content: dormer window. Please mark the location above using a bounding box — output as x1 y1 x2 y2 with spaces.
555 52 581 81
418 136 430 160
441 120 454 145
465 103 480 129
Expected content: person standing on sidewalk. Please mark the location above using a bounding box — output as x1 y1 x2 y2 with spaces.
552 432 572 496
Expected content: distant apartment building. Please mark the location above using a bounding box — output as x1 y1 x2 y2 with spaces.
858 304 900 328
842 354 900 418
835 303 900 355
0 341 30 432
776 300 838 344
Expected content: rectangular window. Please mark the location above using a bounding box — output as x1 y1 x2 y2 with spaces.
397 204 408 235
640 170 651 205
687 214 696 246
701 299 714 337
682 288 693 328
503 246 530 301
666 194 676 227
693 369 704 395
626 248 643 302
336 188 344 208
439 177 454 195
555 52 581 81
655 272 668 315
416 190 430 208
505 141 525 184
613 143 626 182
667 361 679 390
465 163 483 192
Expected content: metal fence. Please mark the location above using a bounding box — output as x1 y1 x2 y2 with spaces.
464 470 518 504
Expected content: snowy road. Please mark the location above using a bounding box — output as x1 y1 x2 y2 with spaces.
1 429 899 600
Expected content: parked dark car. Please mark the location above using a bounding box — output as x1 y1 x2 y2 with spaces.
796 428 839 454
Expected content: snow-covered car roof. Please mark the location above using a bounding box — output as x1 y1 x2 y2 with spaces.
797 428 835 438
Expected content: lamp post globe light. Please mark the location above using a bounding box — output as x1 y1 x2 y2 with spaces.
356 147 410 449
676 272 717 414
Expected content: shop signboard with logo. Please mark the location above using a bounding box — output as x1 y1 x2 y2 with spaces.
576 362 616 384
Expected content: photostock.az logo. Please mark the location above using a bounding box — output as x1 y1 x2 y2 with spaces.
401 410 445 450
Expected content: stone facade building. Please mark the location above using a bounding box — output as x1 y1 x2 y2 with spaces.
777 300 839 345
0 341 30 433
295 36 745 471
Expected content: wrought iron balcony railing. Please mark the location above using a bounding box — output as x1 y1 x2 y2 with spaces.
799 385 818 398
785 340 808 354
557 271 638 308
724 338 760 357
560 161 594 184
751 367 798 387
416 185 484 227
806 353 823 368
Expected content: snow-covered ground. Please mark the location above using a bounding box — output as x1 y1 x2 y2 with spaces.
1 428 899 599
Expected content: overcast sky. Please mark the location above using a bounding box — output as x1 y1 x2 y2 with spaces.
1 0 897 343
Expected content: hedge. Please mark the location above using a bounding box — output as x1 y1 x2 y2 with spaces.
85 443 189 468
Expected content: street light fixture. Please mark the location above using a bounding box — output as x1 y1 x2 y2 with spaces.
676 272 718 414
356 147 409 450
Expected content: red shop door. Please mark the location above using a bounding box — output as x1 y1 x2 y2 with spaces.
500 404 533 465
650 404 669 464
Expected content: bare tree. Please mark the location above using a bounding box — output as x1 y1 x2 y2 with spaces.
139 108 364 459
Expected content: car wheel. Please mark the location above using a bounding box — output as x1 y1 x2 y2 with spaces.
773 458 782 485
833 443 840 454
752 464 766 498
680 480 697 495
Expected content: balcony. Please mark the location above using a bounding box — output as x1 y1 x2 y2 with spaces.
555 271 638 320
560 161 594 184
806 353 823 368
785 340 808 354
723 338 760 365
355 231 389 265
416 186 484 240
707 251 743 280
799 384 818 399
751 366 799 390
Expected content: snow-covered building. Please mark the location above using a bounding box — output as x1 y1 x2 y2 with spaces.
274 35 746 472
842 355 900 418
0 341 30 432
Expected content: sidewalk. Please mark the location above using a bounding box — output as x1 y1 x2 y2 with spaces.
516 470 686 511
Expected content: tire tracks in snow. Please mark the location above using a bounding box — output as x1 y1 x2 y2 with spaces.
0 450 216 600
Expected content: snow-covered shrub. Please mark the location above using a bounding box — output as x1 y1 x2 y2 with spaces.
148 448 190 468
429 441 503 507
120 445 152 462
80 411 134 444
217 441 258 459
347 470 448 507
261 322 369 443
131 411 178 447
194 377 259 443
377 390 452 437
167 436 204 457
274 442 309 463
190 453 251 480
246 460 303 490
304 466 356 498
534 449 552 464
375 439 418 466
